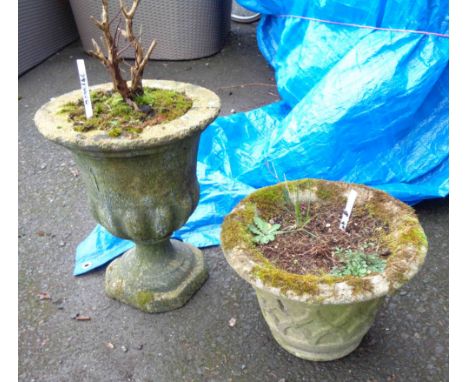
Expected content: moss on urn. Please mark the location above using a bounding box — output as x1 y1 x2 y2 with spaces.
35 80 220 313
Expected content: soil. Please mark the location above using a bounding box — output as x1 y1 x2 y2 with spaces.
258 200 391 275
58 87 192 138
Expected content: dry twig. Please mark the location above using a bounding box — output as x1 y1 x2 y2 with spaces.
88 0 156 112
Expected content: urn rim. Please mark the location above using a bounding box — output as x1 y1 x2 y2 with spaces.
34 80 220 154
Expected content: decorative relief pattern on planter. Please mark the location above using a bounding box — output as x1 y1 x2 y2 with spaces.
256 289 383 361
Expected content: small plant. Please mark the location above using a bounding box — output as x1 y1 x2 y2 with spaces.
331 248 387 277
60 0 195 137
282 179 313 229
248 214 282 244
265 162 314 230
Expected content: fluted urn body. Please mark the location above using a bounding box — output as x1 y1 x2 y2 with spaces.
221 179 428 360
35 80 220 312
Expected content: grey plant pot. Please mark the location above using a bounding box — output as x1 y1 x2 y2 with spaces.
221 179 428 361
35 80 220 313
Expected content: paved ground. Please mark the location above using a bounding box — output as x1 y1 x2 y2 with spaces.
19 23 448 382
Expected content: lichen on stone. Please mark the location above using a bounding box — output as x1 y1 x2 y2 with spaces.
135 291 155 309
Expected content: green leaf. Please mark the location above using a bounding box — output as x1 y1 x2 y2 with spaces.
253 215 270 233
247 224 263 236
331 247 387 277
248 213 282 245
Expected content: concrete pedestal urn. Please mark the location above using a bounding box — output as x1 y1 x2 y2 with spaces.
35 80 220 313
221 179 428 361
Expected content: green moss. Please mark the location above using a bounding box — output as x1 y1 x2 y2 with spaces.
294 179 346 204
384 258 412 292
221 185 292 252
399 225 428 247
316 187 332 200
94 103 104 114
251 264 322 296
314 180 346 203
251 263 375 297
57 87 192 137
222 179 427 298
341 276 375 295
73 124 94 133
221 204 257 252
365 189 414 221
108 127 122 137
58 101 77 114
243 184 288 219
110 102 133 117
135 291 155 308
383 216 427 256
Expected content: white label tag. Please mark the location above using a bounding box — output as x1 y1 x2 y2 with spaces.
76 59 93 119
339 189 358 231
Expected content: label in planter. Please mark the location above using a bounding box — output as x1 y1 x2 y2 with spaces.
76 59 93 119
339 189 358 231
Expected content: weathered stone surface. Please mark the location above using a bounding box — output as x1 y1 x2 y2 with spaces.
71 133 201 242
256 289 384 361
34 80 220 312
221 179 428 360
105 239 208 313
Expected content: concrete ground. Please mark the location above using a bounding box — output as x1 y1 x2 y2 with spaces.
19 23 448 382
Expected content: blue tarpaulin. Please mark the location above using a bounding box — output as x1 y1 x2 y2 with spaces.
74 0 449 275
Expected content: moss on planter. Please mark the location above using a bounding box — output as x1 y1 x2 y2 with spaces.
221 179 428 301
243 184 288 219
251 263 323 296
221 181 390 297
398 222 428 248
251 262 377 297
58 87 192 137
315 181 347 204
382 217 427 290
135 291 155 308
381 215 427 258
364 189 413 220
221 204 257 252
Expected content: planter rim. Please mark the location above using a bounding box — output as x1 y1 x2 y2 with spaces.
221 179 428 305
34 80 220 154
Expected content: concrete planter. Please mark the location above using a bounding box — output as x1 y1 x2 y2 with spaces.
35 80 220 313
221 179 428 361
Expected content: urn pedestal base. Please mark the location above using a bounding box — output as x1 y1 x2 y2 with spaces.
105 239 208 313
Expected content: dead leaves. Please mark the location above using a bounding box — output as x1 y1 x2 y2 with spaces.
38 292 51 300
72 313 91 321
